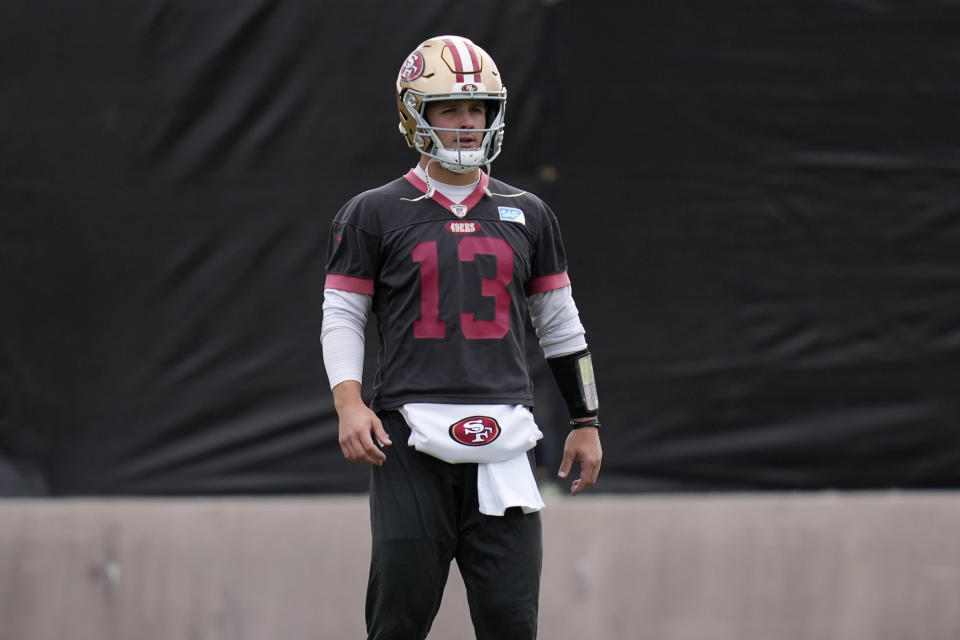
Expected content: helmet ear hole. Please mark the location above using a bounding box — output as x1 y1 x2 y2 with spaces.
484 101 498 128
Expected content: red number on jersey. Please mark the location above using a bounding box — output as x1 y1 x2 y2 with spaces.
458 237 513 339
412 238 514 339
412 241 446 338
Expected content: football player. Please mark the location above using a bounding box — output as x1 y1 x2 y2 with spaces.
321 35 603 640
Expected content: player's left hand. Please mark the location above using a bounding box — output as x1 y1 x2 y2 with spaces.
558 427 602 495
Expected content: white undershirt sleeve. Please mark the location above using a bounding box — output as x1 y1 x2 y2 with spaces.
321 289 372 389
526 285 588 358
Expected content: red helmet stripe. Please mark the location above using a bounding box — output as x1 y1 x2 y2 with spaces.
464 44 481 83
442 37 466 82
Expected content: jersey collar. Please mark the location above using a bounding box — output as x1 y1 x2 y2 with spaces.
403 169 490 218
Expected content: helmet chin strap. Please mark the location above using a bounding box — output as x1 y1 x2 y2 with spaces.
401 158 527 203
421 127 488 174
400 158 439 202
440 162 474 174
483 163 526 199
436 135 483 174
437 146 475 174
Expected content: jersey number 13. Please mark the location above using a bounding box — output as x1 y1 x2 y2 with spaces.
412 238 513 340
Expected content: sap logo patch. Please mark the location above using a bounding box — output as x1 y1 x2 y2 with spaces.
449 416 501 446
498 206 525 225
446 221 481 234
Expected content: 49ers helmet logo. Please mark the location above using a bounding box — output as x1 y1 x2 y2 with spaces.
449 416 501 446
399 51 425 81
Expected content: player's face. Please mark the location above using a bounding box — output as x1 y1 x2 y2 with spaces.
425 100 488 149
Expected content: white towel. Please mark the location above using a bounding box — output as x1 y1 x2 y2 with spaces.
399 403 545 516
477 452 545 516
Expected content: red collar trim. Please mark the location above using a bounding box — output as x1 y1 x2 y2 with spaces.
403 169 490 217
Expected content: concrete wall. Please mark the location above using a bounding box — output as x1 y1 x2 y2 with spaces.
1 492 959 639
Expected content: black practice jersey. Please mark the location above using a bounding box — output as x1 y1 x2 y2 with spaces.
324 170 571 410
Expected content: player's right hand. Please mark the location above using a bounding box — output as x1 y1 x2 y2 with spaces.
337 403 392 466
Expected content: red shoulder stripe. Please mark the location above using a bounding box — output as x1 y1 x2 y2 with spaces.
526 271 570 295
325 273 375 295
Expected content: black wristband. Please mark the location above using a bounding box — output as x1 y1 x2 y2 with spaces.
547 349 599 419
570 417 600 429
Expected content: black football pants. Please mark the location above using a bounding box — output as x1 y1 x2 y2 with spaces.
366 410 542 640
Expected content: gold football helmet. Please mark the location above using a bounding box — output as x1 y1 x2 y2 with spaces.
396 35 507 173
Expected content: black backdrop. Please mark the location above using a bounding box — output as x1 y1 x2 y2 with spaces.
3 0 960 495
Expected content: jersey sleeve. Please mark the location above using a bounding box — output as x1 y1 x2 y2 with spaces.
324 199 380 295
525 204 571 295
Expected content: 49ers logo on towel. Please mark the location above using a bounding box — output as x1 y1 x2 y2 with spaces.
449 416 500 446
